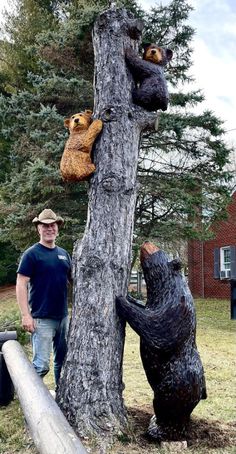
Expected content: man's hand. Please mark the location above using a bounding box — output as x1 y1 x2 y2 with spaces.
22 314 35 333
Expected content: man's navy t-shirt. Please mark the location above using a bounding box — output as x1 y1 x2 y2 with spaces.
17 243 71 319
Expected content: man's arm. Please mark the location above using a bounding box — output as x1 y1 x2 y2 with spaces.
16 273 35 333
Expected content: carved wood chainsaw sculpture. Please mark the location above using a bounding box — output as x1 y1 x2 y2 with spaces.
125 43 173 112
60 110 103 182
116 242 207 441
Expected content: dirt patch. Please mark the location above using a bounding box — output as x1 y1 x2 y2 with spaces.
128 406 236 450
187 417 236 449
0 285 15 300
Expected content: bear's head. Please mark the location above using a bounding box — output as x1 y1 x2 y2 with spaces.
143 43 173 66
140 241 182 296
64 110 93 133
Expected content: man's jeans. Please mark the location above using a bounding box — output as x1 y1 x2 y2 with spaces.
32 317 68 385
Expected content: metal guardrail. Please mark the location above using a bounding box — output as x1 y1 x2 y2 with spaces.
0 331 17 406
0 330 17 345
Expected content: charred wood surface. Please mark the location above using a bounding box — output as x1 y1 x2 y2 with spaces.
57 7 157 439
116 242 207 441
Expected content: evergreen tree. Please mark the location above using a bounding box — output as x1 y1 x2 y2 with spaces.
0 0 233 279
135 0 232 252
0 0 57 92
0 0 139 257
0 0 102 255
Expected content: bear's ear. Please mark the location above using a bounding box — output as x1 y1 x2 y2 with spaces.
83 110 93 124
143 42 151 51
166 48 173 61
84 109 93 117
64 118 70 128
142 43 152 60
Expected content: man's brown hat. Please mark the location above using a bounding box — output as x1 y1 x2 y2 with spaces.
32 209 64 225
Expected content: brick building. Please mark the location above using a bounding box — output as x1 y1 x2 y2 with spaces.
188 191 236 299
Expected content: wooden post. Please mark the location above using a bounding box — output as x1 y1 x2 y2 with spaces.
2 340 87 454
137 271 142 295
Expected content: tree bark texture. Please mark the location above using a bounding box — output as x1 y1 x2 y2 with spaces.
57 7 157 439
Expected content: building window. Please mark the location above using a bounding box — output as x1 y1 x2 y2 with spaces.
214 245 236 280
220 246 231 279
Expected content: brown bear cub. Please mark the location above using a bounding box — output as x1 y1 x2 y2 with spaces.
60 110 103 182
125 43 173 111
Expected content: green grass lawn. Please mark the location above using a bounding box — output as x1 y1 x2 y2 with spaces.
0 290 235 453
123 299 236 422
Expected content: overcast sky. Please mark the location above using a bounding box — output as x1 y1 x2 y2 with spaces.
1 0 236 148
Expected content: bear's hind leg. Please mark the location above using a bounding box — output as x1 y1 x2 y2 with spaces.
146 414 190 442
75 163 96 181
150 396 190 441
132 88 153 111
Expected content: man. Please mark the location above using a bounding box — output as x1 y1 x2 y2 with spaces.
16 208 71 385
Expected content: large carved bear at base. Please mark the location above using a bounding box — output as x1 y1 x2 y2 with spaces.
116 242 207 441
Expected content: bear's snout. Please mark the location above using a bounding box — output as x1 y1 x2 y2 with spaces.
140 241 159 263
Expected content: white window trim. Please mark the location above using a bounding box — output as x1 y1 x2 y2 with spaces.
220 246 231 279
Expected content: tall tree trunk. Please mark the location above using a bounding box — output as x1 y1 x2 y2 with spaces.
57 6 157 440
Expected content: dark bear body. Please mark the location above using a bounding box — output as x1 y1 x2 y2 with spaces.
125 44 173 111
116 242 207 441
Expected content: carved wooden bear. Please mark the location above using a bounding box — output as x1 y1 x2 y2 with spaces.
125 44 173 111
60 110 103 182
116 242 207 441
